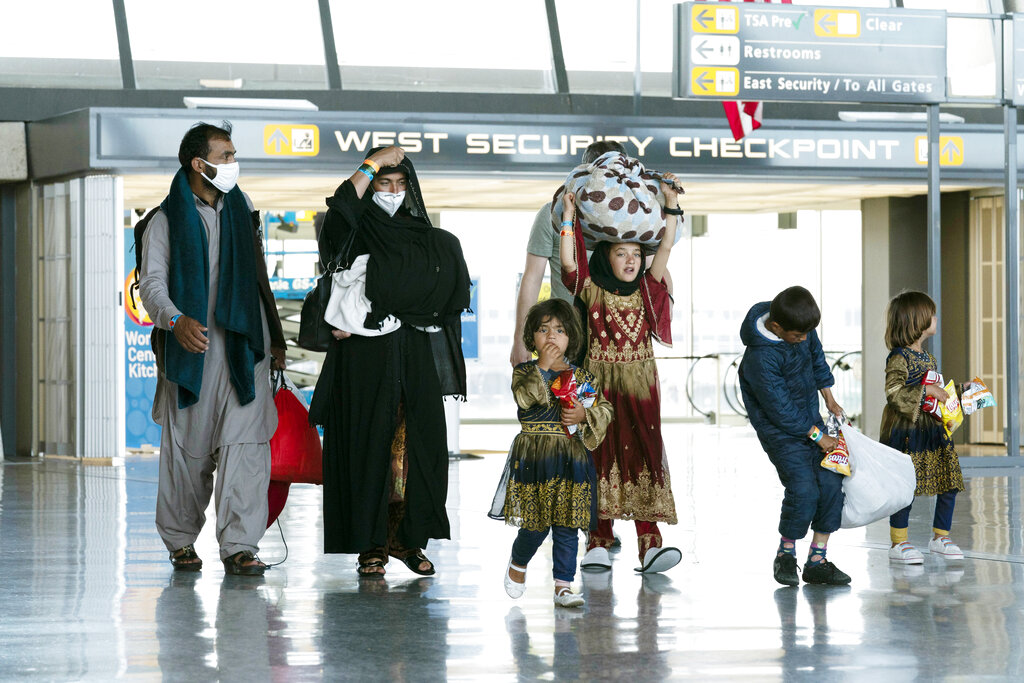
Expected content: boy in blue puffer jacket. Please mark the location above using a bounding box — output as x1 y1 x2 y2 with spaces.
738 286 849 587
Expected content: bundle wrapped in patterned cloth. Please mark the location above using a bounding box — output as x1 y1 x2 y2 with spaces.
550 151 683 251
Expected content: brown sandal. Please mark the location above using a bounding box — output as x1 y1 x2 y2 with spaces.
169 544 202 572
222 551 266 576
358 549 387 577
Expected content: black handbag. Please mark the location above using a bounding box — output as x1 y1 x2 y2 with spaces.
297 224 358 352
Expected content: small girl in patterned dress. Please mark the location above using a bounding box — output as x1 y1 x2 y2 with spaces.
882 291 965 564
490 298 614 607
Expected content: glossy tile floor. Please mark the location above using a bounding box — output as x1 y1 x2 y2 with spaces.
3 423 1024 681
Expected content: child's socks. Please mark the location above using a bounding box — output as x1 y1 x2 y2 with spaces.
806 542 827 566
777 537 796 558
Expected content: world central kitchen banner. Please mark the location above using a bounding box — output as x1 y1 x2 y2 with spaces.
124 228 161 449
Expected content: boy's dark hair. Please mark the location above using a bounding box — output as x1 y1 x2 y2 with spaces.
768 285 821 334
885 290 936 350
178 121 233 170
522 298 583 360
582 140 627 164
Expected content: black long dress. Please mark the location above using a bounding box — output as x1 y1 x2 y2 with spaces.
309 158 470 555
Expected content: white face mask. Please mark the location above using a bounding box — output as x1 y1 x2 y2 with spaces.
373 191 406 217
200 159 240 193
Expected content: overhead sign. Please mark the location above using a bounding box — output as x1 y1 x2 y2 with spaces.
86 108 1016 180
674 2 947 104
264 124 319 156
913 135 964 166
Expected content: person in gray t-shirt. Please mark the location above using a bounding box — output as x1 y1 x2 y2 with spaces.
509 141 626 366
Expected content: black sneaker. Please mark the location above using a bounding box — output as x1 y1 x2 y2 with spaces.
801 560 851 585
773 553 799 586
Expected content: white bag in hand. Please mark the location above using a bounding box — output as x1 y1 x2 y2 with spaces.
839 423 916 529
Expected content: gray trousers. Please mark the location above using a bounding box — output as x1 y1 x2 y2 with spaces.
156 437 271 560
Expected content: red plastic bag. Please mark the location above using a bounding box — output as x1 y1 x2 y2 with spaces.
267 480 290 528
269 372 323 485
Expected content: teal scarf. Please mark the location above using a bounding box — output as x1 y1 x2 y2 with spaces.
162 168 264 409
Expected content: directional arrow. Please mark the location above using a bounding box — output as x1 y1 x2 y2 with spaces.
695 8 713 30
695 71 715 92
267 129 288 153
941 139 960 163
817 14 836 33
696 40 714 59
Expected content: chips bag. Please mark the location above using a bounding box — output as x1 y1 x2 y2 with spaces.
936 379 964 436
820 413 851 476
550 370 598 438
820 434 851 476
961 377 997 416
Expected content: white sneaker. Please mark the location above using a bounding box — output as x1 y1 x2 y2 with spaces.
888 542 924 565
554 586 585 608
504 558 527 599
580 546 612 571
928 536 964 560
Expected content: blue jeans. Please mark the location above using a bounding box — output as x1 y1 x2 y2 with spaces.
890 490 957 535
767 440 845 540
511 525 580 583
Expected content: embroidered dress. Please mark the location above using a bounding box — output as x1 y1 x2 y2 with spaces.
489 362 613 531
880 347 964 496
565 273 678 524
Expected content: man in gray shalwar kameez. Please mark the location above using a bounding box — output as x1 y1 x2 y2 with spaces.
139 122 286 576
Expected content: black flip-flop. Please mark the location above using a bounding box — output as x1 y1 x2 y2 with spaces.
393 550 436 576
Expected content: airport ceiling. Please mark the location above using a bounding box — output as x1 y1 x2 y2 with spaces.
122 173 979 215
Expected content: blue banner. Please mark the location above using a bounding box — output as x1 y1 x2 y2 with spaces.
124 229 161 449
462 279 479 360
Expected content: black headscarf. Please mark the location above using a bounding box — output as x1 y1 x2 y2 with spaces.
318 148 471 397
587 241 646 296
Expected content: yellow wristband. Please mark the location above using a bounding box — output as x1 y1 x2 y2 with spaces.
363 158 380 173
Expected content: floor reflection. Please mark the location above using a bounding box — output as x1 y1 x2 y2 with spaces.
5 424 1024 680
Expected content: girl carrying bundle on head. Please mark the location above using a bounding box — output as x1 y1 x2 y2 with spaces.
559 172 683 574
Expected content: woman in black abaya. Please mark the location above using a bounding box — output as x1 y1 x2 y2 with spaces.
309 145 470 577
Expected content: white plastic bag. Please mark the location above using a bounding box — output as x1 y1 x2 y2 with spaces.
324 253 401 336
839 423 916 528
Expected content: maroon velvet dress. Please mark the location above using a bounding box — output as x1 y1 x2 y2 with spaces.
563 245 677 554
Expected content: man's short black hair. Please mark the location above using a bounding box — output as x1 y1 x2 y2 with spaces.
768 285 821 333
582 140 627 164
178 121 233 170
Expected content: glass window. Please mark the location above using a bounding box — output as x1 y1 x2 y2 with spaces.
124 0 329 90
903 1 999 98
329 0 554 93
556 0 639 95
0 0 122 88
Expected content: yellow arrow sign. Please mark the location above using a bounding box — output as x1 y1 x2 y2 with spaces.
914 136 964 166
691 4 738 34
691 67 739 96
263 124 320 156
814 9 860 37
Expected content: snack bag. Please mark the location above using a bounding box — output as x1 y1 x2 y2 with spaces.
550 371 597 437
820 434 851 476
937 379 964 436
820 414 851 476
919 370 944 422
961 377 997 416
